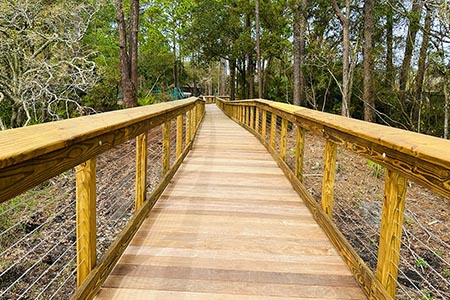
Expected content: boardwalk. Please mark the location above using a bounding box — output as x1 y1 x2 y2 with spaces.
95 105 366 300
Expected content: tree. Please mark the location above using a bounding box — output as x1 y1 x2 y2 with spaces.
330 0 351 117
363 0 375 122
115 0 139 108
0 0 101 129
292 0 307 106
255 0 263 98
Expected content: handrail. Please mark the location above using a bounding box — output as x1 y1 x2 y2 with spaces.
0 97 205 299
216 97 450 300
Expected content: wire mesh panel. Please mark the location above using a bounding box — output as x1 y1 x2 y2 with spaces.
0 174 77 299
302 131 325 203
146 125 163 195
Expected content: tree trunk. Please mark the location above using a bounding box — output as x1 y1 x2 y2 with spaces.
445 81 449 139
115 0 137 108
220 58 227 95
386 8 394 87
255 0 262 98
331 0 351 117
415 6 432 108
130 0 139 101
230 59 236 100
293 0 306 106
363 0 375 122
246 14 255 99
399 1 423 103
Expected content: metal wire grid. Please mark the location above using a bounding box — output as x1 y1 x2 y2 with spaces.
146 125 163 194
0 173 77 299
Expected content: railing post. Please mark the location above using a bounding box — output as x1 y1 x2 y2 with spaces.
270 112 277 148
185 110 191 146
295 126 305 182
191 106 197 135
75 158 97 287
321 140 337 218
262 110 267 139
135 133 147 210
176 114 183 159
376 169 407 298
255 106 260 133
280 118 288 161
162 121 171 176
250 106 255 129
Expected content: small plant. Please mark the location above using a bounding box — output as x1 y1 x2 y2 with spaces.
290 148 296 156
367 160 385 178
421 290 433 300
443 268 450 278
415 257 429 269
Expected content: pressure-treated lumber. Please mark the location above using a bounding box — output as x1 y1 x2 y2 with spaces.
376 170 407 298
280 118 288 161
76 158 97 287
295 125 305 182
270 112 277 148
162 121 171 176
135 133 148 210
176 114 183 159
321 140 338 218
261 109 267 139
94 105 366 300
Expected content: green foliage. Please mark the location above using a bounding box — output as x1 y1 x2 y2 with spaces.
415 257 429 269
367 160 385 178
421 290 433 300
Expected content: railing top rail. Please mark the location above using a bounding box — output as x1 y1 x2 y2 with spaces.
0 98 199 169
0 97 202 202
218 98 450 199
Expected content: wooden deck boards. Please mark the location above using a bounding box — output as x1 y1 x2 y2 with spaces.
95 105 366 300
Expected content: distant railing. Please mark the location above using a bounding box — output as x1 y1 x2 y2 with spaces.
216 98 450 300
0 97 205 299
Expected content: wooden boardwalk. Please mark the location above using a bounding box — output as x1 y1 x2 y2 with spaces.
95 105 366 300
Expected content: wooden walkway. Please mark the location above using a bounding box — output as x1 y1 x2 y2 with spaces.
95 105 366 300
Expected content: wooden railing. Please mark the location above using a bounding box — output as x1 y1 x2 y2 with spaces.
216 98 450 300
0 97 205 299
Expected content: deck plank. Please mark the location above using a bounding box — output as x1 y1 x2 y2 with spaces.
95 105 366 300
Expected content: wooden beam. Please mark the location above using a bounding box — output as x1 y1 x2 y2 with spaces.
75 158 97 287
295 125 306 182
162 121 171 176
376 170 407 298
321 140 337 218
270 112 277 148
261 110 267 139
185 111 191 146
135 133 147 210
255 107 260 133
250 106 255 129
280 118 288 161
176 114 183 159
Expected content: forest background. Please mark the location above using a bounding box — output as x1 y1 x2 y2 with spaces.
0 0 449 138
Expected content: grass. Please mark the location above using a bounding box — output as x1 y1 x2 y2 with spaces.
367 160 385 178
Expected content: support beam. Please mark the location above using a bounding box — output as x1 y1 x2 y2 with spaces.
162 121 171 176
321 140 337 218
280 118 288 161
135 133 147 210
76 158 97 287
295 126 306 182
270 112 277 148
262 110 267 139
176 114 183 159
376 169 407 298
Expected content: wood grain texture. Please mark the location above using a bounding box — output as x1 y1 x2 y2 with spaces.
322 140 338 218
76 158 97 287
0 98 201 203
217 99 390 300
262 109 267 139
270 112 277 148
376 170 407 298
72 109 204 300
280 118 288 161
135 133 147 210
176 114 183 159
295 125 305 182
95 105 366 300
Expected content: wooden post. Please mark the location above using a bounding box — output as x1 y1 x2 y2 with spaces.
135 133 147 210
191 106 196 136
262 110 267 139
250 107 255 129
76 158 97 287
295 126 306 182
376 169 407 298
321 140 337 218
185 111 191 146
162 121 171 176
176 114 183 159
270 112 277 148
255 107 260 133
280 118 288 161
